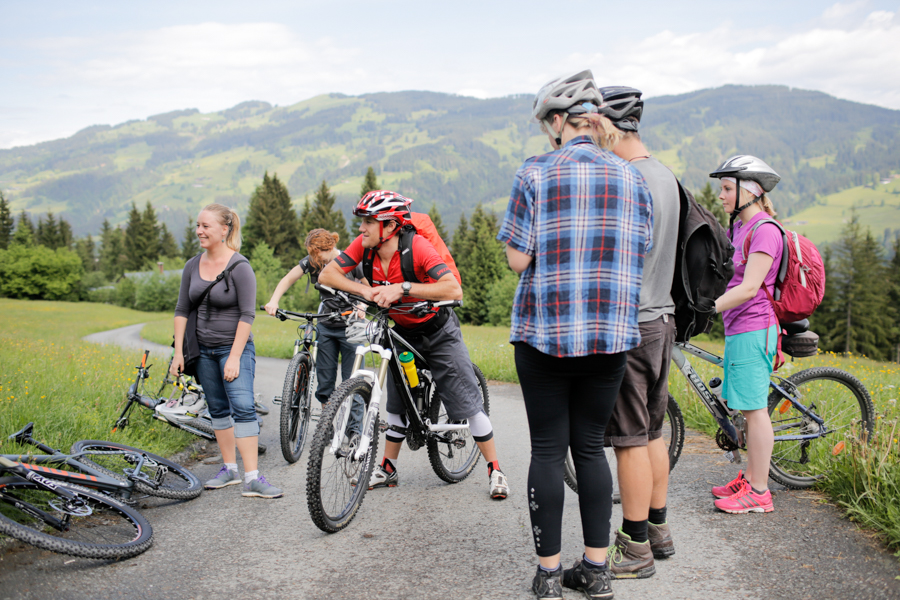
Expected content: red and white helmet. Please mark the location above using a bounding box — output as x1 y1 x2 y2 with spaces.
354 190 413 225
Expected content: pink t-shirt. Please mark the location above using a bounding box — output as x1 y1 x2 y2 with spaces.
722 212 783 336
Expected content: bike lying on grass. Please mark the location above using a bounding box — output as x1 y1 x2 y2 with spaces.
305 284 489 533
114 350 267 454
564 320 874 493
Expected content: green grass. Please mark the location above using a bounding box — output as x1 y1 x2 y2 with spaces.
0 299 195 458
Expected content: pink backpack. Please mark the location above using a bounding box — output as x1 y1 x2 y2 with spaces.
741 219 826 323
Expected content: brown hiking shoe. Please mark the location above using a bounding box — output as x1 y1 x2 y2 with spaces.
648 522 675 559
607 529 656 579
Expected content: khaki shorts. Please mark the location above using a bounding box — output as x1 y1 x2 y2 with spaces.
606 315 675 448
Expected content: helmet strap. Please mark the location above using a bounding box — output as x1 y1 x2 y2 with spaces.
542 116 566 148
727 192 762 240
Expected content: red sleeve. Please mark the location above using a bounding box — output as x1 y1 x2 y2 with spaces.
334 235 365 272
411 235 451 282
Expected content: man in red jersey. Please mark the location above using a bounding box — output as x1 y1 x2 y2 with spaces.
319 190 508 499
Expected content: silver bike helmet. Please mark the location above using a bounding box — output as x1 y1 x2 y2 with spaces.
709 155 781 193
532 70 604 146
597 86 643 132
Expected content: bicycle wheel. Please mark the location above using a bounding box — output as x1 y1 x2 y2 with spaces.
306 377 378 533
280 353 313 464
426 363 491 483
564 393 685 495
0 478 153 560
69 440 202 500
767 367 875 489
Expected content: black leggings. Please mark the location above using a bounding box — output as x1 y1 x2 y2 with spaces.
515 342 626 557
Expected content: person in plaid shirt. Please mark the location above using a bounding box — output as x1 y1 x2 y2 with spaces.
497 70 653 600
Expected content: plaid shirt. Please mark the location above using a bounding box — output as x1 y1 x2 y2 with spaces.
497 136 653 357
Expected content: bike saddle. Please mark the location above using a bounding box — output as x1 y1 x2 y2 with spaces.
781 319 809 335
9 422 35 443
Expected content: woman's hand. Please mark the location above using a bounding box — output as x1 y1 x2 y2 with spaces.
264 301 279 316
170 352 185 377
223 356 241 382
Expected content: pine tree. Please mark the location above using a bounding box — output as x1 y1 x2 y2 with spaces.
696 182 727 228
818 212 895 360
352 166 379 233
456 205 506 325
59 218 73 249
141 202 162 259
159 222 179 259
99 220 127 280
297 196 312 242
428 203 448 241
12 211 34 247
182 215 200 259
123 202 154 271
0 191 14 250
243 172 302 268
37 212 63 249
452 212 471 267
75 235 97 272
306 180 349 249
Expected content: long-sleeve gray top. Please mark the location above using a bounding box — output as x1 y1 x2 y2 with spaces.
175 253 256 348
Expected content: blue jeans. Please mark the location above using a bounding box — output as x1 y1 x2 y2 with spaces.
315 323 357 404
196 341 260 438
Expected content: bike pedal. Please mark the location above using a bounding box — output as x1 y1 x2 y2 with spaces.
272 395 282 406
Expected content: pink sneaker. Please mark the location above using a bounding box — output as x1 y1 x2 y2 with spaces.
714 480 774 514
711 470 747 499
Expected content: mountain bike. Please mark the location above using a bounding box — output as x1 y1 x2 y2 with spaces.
305 285 488 533
267 306 349 464
114 350 267 454
0 456 153 559
564 320 875 491
1 422 203 503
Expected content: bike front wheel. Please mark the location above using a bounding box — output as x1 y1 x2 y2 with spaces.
306 377 378 533
426 364 491 483
563 393 685 495
0 479 153 559
280 353 313 464
69 441 202 501
767 366 874 489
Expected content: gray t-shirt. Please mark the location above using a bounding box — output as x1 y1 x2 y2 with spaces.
632 157 679 322
175 253 256 347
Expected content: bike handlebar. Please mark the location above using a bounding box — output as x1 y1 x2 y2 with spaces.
314 283 462 316
259 305 345 322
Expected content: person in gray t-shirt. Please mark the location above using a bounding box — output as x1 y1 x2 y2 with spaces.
598 86 680 577
173 203 283 499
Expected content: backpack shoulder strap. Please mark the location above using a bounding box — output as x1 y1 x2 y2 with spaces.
398 226 419 283
361 248 376 286
742 218 789 287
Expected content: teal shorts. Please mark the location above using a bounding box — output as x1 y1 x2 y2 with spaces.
723 325 777 411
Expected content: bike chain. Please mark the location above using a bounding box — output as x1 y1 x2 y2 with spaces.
715 429 740 452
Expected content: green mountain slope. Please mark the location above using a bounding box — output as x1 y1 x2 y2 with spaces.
1 85 899 245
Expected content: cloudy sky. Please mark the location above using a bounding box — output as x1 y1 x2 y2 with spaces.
2 1 899 149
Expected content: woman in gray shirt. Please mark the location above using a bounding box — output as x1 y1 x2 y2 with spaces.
172 203 282 499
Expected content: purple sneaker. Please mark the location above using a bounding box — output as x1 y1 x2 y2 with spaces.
242 474 283 498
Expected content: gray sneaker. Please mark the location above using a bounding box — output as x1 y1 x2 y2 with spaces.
204 466 240 489
242 474 284 498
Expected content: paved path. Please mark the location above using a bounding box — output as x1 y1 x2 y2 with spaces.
1 324 898 599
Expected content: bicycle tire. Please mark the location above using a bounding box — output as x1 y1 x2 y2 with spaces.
0 478 153 560
426 363 490 483
306 377 378 533
563 393 685 495
767 366 874 489
280 353 313 464
69 440 202 501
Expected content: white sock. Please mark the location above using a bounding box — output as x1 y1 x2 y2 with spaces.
244 469 259 484
225 463 238 473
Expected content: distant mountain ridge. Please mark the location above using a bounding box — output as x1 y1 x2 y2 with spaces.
1 85 899 243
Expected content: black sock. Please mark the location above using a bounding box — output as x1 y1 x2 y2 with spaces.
648 506 667 525
622 519 649 544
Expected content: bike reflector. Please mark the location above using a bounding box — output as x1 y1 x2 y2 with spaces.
832 441 846 456
778 400 791 414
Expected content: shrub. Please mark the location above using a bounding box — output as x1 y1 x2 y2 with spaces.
0 244 84 300
133 273 182 312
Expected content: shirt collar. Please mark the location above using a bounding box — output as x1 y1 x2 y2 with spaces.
563 135 596 148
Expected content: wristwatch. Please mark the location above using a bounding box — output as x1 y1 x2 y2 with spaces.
401 282 412 297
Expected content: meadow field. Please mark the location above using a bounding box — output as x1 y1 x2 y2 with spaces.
4 299 899 551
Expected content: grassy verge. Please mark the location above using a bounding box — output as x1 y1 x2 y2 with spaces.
0 299 195 458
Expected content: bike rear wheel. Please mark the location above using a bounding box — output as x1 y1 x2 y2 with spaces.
767 367 874 489
563 393 685 495
426 363 490 483
69 440 202 500
306 377 378 533
280 353 313 463
0 478 153 559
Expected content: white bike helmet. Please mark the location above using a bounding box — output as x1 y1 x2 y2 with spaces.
532 70 604 146
156 392 207 423
709 155 781 238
